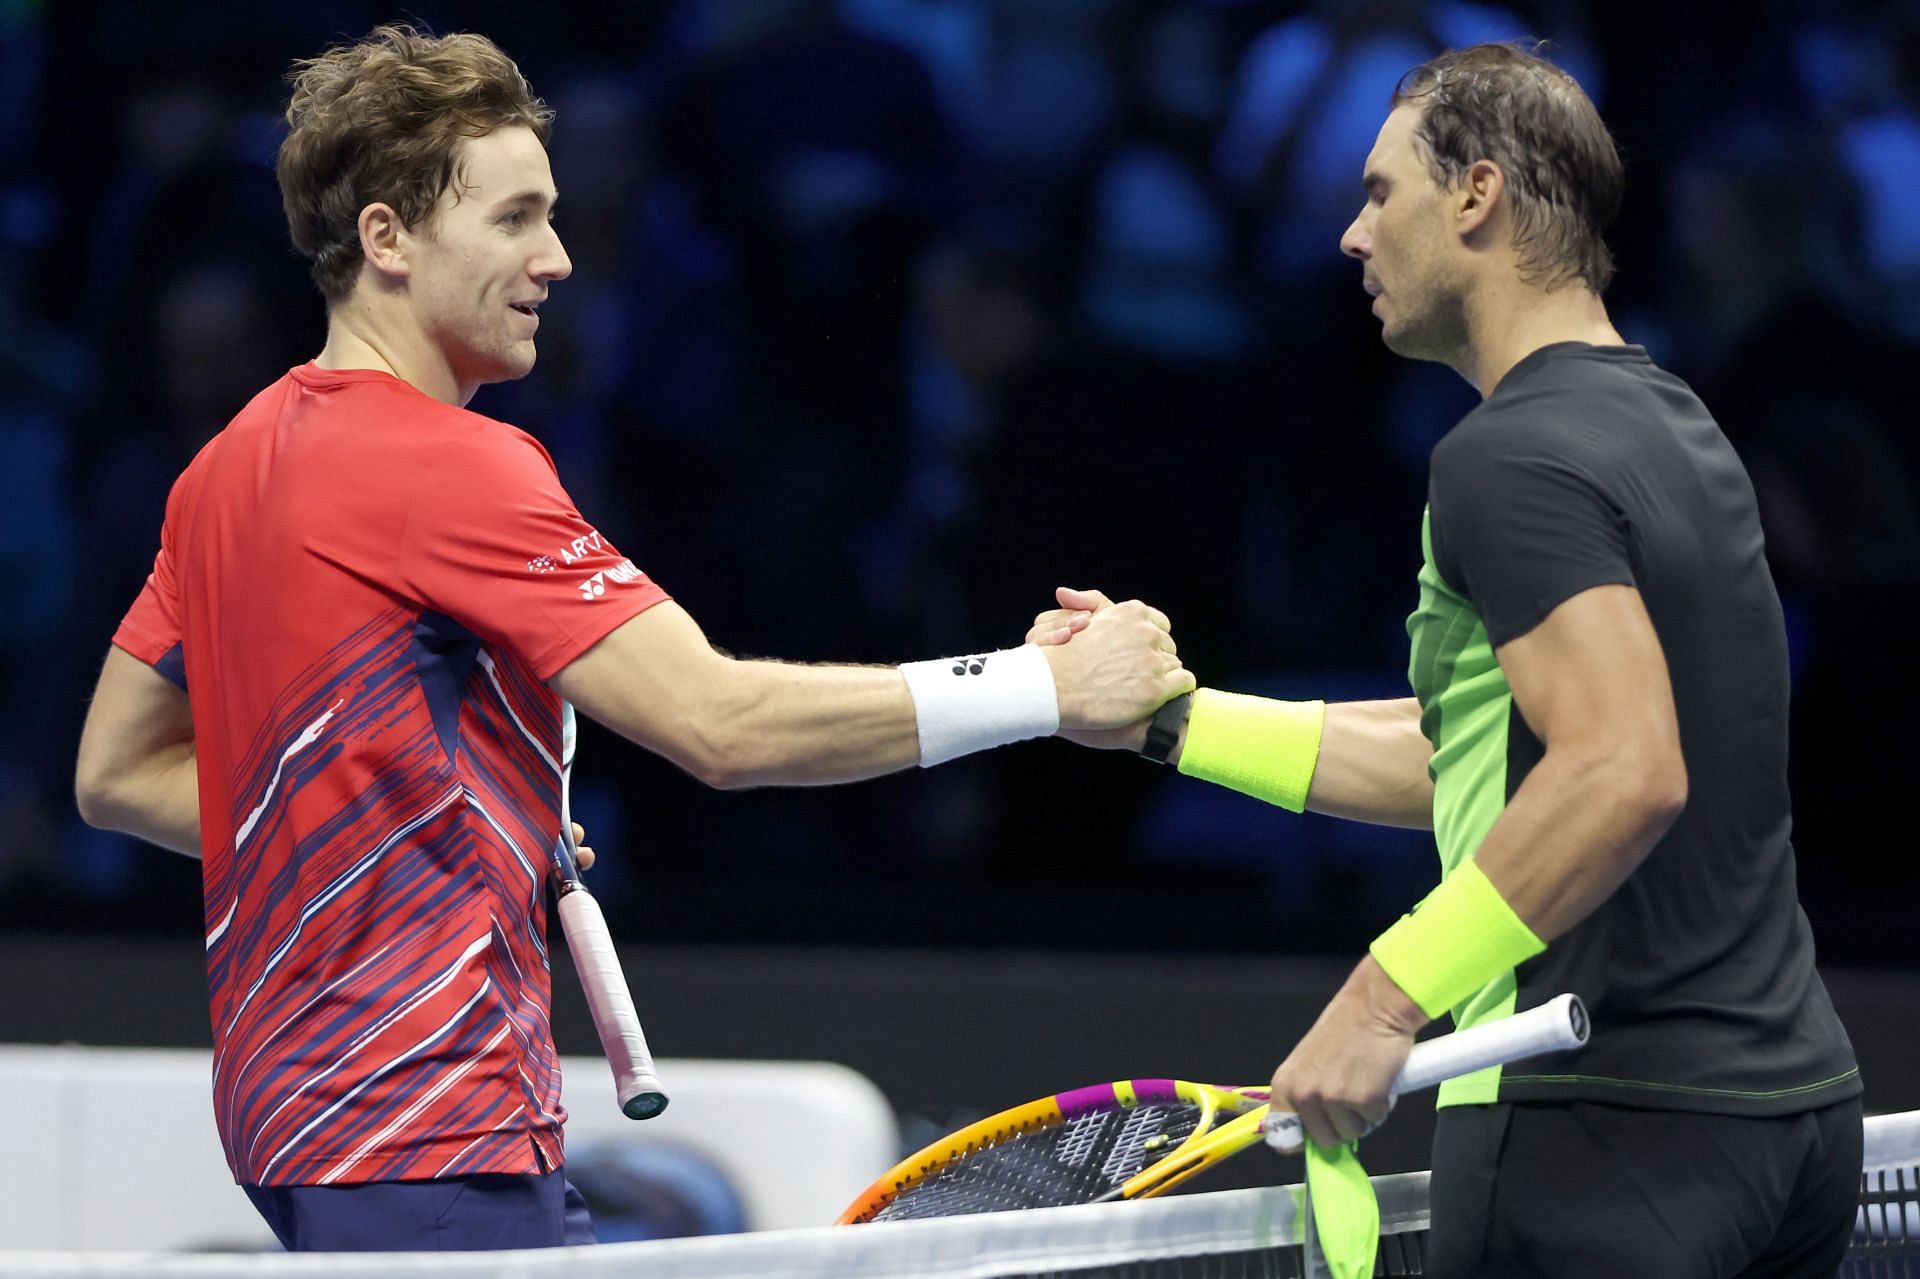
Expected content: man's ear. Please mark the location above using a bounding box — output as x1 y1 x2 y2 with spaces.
1456 158 1505 241
357 203 411 282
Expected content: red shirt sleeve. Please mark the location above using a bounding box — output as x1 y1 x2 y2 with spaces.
398 425 670 679
113 478 187 681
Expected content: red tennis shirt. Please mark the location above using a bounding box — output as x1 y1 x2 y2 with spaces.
113 362 669 1186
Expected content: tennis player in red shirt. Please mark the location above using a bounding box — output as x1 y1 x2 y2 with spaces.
72 25 1190 1252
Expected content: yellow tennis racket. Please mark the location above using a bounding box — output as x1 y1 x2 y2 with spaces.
840 994 1588 1222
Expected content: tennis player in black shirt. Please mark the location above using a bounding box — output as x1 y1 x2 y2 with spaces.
1281 43 1864 1278
1044 41 1864 1278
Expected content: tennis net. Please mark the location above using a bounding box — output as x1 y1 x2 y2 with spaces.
8 1110 1918 1278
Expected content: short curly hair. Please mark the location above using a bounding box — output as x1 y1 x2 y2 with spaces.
1393 43 1622 293
277 24 554 303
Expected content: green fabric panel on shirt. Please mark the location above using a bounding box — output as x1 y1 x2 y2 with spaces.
1406 509 1522 1105
1437 975 1519 1105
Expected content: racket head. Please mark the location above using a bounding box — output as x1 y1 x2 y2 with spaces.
836 1079 1266 1224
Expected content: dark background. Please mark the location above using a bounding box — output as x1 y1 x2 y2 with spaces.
1 0 1915 1181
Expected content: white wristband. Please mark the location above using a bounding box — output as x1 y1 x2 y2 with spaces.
899 646 1061 767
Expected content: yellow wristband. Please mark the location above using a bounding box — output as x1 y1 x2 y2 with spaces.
1369 860 1545 1020
1175 689 1325 812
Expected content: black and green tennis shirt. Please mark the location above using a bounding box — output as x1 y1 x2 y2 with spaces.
1408 342 1860 1116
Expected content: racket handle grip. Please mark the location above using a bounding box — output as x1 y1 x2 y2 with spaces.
1264 993 1588 1150
1399 992 1588 1092
557 888 670 1120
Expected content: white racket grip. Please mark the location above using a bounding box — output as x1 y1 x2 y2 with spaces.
1264 993 1588 1151
557 888 670 1120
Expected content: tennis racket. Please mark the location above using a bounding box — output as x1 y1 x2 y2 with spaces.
552 701 669 1120
838 993 1587 1223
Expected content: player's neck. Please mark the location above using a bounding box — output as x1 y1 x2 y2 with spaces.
1463 277 1623 399
315 300 473 407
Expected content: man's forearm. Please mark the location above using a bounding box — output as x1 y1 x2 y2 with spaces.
691 660 922 788
1167 695 1434 828
1469 743 1683 940
75 645 202 857
80 744 202 858
1306 699 1435 829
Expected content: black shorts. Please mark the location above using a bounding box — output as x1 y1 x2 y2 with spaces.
243 1168 596 1252
1427 1096 1863 1279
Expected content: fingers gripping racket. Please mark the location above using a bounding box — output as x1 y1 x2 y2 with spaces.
1117 991 1589 1201
839 994 1587 1223
553 702 669 1120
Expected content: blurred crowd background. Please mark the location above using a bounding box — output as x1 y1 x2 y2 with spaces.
2 0 1916 965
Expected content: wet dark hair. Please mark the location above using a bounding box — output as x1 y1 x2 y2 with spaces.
1394 43 1623 292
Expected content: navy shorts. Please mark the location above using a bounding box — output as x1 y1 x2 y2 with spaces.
1426 1096 1863 1279
244 1168 596 1252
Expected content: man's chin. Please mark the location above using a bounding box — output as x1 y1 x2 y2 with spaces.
473 348 539 386
1380 319 1445 364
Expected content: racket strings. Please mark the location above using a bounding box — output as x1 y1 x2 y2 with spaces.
873 1100 1207 1221
1102 1103 1191 1183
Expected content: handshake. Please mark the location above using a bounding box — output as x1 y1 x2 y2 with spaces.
1025 585 1195 753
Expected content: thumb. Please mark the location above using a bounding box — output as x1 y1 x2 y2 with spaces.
1056 585 1115 611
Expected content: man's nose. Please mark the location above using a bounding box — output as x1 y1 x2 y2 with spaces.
538 226 572 282
1340 213 1370 261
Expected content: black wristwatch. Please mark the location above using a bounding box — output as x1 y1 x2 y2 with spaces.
1141 693 1192 765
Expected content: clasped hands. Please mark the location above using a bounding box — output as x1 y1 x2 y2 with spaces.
1029 590 1423 1149
1028 586 1192 745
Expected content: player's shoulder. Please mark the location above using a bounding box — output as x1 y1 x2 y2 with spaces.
1431 395 1539 477
420 401 560 484
1437 344 1653 469
293 363 558 473
177 368 310 485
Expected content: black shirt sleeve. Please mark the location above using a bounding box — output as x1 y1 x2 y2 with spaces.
1428 418 1636 648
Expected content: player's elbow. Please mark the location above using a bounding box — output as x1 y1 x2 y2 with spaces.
74 761 128 832
683 745 756 791
691 732 784 791
1640 763 1689 837
1610 743 1688 842
675 668 786 790
672 716 766 791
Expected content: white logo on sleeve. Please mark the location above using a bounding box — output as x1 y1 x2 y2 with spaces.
578 559 645 601
561 532 606 565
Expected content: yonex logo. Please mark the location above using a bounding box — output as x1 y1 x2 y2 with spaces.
578 559 645 601
951 655 988 676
